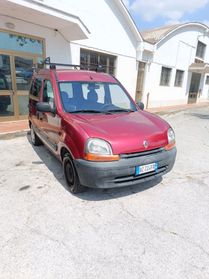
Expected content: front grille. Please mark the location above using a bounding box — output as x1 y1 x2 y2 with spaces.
120 147 164 159
114 166 167 185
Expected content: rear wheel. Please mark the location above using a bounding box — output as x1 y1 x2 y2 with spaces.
63 153 85 194
30 124 42 146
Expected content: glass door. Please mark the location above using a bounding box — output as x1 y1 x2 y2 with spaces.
0 54 15 119
14 56 34 118
0 30 45 121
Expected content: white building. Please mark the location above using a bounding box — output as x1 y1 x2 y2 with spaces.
1 1 209 122
0 0 142 122
137 23 209 108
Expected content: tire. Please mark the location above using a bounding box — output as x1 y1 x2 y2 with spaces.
63 153 85 194
30 125 42 146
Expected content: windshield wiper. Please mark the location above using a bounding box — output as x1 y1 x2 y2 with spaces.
103 109 135 113
70 110 102 114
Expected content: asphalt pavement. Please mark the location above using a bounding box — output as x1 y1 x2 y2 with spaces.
0 106 209 279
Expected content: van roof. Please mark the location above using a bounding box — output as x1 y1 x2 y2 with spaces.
37 68 117 83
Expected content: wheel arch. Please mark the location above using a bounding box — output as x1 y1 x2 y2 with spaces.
60 146 74 162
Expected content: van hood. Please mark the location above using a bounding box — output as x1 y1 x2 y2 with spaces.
68 111 170 154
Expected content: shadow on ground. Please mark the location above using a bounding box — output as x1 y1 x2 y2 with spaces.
189 113 209 120
27 133 162 201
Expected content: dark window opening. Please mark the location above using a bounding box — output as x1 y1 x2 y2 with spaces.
160 67 172 86
196 41 206 60
174 70 184 87
205 76 209 85
80 49 116 75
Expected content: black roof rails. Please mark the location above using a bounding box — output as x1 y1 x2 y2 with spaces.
43 57 106 73
44 57 81 70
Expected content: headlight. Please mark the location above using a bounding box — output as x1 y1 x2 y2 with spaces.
165 128 176 151
85 138 119 161
86 138 112 155
167 128 175 144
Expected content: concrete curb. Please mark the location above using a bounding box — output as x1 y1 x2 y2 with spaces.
0 129 30 140
147 103 209 115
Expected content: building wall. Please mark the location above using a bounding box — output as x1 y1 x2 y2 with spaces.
67 0 139 98
0 15 71 63
40 0 137 57
0 0 139 98
69 42 138 98
142 25 209 108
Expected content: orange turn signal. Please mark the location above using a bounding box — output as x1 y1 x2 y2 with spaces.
165 142 176 151
84 153 120 162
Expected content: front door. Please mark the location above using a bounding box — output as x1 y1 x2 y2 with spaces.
188 73 201 104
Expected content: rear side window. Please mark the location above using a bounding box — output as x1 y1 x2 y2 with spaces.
30 78 42 97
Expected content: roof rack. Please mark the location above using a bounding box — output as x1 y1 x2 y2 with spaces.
43 57 105 72
44 57 81 70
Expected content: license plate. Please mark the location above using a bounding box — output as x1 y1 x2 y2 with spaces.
135 162 158 176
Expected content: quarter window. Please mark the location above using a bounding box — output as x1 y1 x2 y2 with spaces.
174 70 184 87
160 67 172 86
80 49 116 75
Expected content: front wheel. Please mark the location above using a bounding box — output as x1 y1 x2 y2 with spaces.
63 154 85 194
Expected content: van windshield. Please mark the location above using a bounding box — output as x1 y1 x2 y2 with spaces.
58 82 137 113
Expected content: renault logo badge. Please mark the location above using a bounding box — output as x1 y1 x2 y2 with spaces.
143 140 149 149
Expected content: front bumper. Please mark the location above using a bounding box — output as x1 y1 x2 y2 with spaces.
74 147 177 189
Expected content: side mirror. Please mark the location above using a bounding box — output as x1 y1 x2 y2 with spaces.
137 101 144 111
36 102 56 114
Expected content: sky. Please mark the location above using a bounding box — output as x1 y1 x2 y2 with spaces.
123 0 209 31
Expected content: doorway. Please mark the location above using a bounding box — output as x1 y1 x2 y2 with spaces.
135 61 146 102
188 72 201 104
0 30 45 121
0 53 37 120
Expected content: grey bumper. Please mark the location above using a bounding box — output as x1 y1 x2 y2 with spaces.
74 147 177 189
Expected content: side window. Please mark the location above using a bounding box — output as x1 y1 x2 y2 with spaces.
43 80 55 108
30 78 42 97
